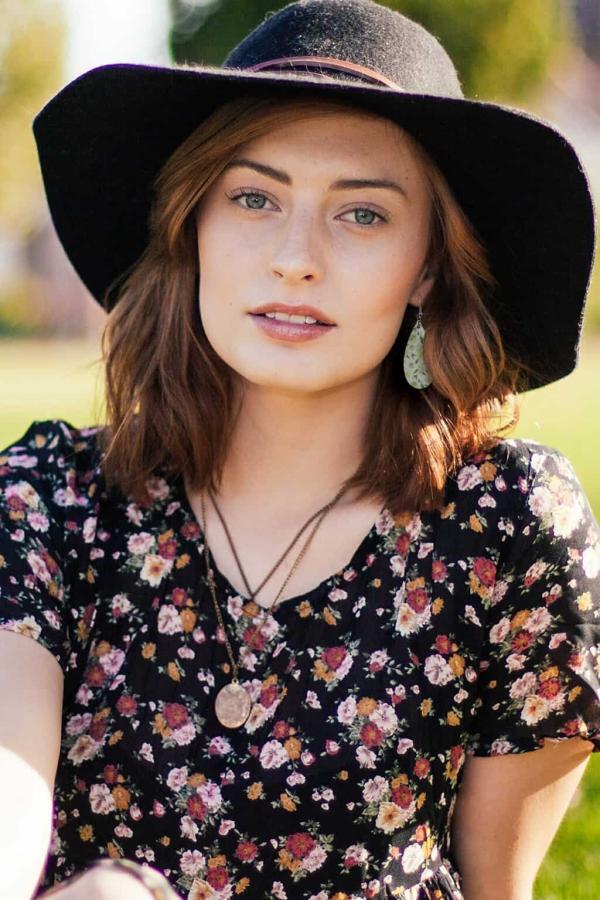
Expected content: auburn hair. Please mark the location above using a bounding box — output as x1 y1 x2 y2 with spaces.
97 91 542 515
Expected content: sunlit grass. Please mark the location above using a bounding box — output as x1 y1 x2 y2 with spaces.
1 332 599 898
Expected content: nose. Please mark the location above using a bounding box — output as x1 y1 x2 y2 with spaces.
270 207 324 284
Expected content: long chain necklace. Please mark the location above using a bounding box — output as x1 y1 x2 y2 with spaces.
199 487 347 729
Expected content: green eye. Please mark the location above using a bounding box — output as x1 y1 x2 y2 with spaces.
242 194 267 209
354 208 378 225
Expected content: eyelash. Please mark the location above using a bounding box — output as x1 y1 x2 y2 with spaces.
227 188 388 227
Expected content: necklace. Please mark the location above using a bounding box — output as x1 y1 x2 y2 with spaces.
207 485 337 601
199 487 347 729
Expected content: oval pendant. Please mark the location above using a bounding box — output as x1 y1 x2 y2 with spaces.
215 680 252 729
403 318 432 389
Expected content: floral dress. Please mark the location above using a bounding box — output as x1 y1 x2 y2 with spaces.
1 419 599 900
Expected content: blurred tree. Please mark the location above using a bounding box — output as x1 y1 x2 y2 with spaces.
0 0 66 236
169 0 574 102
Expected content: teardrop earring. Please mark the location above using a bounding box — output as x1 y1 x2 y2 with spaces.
403 306 432 389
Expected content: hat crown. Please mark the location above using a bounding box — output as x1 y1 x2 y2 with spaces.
223 0 464 99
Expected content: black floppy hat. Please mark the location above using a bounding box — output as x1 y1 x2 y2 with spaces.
32 0 596 392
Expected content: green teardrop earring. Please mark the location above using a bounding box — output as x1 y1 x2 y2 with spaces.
403 306 432 389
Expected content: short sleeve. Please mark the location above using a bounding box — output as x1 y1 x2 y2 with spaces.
0 419 99 675
468 444 600 756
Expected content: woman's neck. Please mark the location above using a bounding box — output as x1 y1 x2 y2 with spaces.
216 370 380 520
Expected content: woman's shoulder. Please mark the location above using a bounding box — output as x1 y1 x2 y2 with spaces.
0 418 106 524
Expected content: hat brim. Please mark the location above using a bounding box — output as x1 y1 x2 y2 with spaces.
33 62 596 391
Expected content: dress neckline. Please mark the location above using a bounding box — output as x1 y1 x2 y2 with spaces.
172 472 388 617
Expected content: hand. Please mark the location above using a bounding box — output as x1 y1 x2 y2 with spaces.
38 865 157 899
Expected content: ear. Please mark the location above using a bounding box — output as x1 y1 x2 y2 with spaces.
407 269 437 310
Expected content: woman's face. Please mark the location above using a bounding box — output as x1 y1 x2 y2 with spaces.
195 104 435 394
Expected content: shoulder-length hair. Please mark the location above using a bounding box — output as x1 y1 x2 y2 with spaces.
98 91 541 515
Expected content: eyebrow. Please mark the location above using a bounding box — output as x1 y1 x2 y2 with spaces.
223 157 408 198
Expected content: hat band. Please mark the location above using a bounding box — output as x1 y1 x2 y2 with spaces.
248 56 399 90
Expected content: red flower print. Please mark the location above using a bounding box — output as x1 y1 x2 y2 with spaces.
273 720 291 739
512 630 534 652
359 721 384 749
322 646 348 671
181 520 201 539
472 557 497 587
163 702 189 729
413 757 430 778
235 841 259 862
89 717 108 741
243 623 267 652
103 765 118 784
206 866 229 890
434 635 452 655
170 587 189 607
407 587 428 613
85 663 107 687
186 794 207 820
391 784 414 809
116 694 138 717
259 683 279 708
286 832 316 859
432 559 448 582
538 677 561 700
395 533 411 555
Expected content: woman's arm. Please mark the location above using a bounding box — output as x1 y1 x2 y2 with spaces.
450 737 594 900
0 630 64 900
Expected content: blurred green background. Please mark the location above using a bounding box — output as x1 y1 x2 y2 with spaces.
1 1 599 897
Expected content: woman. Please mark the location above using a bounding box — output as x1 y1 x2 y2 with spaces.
1 1 599 898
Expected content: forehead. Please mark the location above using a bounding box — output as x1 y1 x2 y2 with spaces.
231 103 425 181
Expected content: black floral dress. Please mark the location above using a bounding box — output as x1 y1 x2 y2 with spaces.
1 419 599 900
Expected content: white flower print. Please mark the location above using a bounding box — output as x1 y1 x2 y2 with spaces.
401 842 425 873
423 654 454 686
337 695 357 725
167 766 189 791
158 604 183 634
362 776 388 803
259 740 288 769
181 850 205 876
521 694 552 725
509 671 538 700
140 553 173 586
127 531 156 555
456 464 483 491
89 783 116 815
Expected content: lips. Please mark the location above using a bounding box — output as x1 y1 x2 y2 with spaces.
249 302 336 326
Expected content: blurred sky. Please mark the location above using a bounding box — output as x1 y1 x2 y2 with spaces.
62 0 172 78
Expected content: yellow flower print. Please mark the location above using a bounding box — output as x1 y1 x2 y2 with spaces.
175 553 190 569
188 773 206 788
449 654 465 677
357 697 378 716
577 592 592 611
142 642 156 659
479 461 497 481
247 782 263 800
323 606 336 625
441 501 456 519
420 698 433 716
180 608 197 632
432 598 444 614
78 824 94 842
468 513 484 533
284 736 301 760
511 609 530 630
446 711 461 726
112 785 131 810
280 792 297 812
235 877 250 894
167 662 181 681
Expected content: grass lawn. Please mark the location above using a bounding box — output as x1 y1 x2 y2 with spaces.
1 333 599 898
